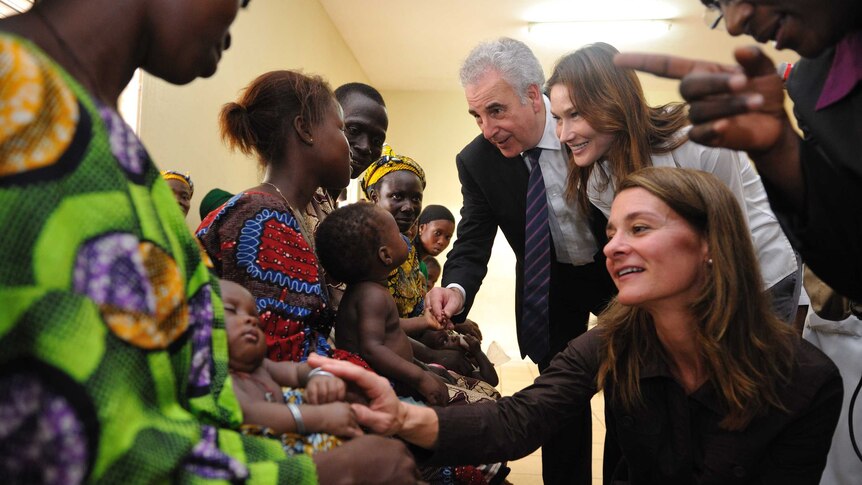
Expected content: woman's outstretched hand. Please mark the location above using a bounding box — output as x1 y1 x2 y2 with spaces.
307 353 406 436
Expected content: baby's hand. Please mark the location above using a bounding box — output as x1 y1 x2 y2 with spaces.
418 372 449 407
424 309 445 330
305 373 346 404
454 319 482 341
312 402 364 438
463 334 481 354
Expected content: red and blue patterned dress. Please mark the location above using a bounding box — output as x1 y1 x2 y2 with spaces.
197 192 336 363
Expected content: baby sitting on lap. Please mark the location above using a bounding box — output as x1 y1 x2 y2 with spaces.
222 279 362 454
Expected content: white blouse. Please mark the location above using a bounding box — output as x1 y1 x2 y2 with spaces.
587 134 797 290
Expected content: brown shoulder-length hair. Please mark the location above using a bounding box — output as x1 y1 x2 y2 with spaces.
219 70 334 170
596 167 796 431
546 42 689 214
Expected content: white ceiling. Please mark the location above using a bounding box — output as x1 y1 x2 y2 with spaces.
319 0 800 93
0 0 33 18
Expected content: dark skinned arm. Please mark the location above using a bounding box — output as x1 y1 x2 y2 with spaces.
357 288 448 405
614 46 804 211
464 335 498 386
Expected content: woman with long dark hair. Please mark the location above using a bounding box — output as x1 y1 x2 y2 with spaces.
547 42 801 324
315 167 843 484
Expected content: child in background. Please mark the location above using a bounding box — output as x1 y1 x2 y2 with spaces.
222 280 363 454
422 255 441 292
315 204 449 406
161 170 194 217
414 204 456 261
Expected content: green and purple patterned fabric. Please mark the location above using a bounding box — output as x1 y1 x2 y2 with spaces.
0 33 317 484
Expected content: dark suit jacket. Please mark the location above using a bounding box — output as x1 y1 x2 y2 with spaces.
770 44 862 300
442 134 614 358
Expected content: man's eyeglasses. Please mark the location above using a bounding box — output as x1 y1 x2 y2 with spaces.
703 4 724 30
703 0 744 30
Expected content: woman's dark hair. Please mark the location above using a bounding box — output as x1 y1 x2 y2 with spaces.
219 70 334 169
418 205 455 225
547 42 689 214
597 167 795 431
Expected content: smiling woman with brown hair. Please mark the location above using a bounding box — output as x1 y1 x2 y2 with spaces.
316 167 844 484
547 42 801 325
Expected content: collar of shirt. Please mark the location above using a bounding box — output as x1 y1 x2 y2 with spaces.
520 95 564 162
815 30 862 111
537 95 564 151
639 351 726 415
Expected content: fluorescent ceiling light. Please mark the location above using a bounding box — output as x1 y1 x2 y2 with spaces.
524 0 679 22
528 20 673 48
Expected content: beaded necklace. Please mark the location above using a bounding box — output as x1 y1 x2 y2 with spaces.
261 182 315 252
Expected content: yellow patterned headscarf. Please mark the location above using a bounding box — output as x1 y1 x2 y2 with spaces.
160 170 194 195
360 145 426 198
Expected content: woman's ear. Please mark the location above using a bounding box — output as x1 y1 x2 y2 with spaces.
378 245 393 266
418 223 427 235
701 240 711 264
368 189 379 203
293 115 315 146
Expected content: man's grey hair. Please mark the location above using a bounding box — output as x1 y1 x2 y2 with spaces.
459 37 545 104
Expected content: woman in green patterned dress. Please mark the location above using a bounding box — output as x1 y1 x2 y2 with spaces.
0 1 416 483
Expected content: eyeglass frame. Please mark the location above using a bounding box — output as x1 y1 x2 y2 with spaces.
703 0 746 30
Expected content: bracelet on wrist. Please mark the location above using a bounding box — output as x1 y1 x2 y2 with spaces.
307 367 335 380
286 402 306 434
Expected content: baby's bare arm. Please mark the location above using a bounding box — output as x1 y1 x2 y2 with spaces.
264 360 346 404
464 335 498 386
353 285 427 389
264 360 306 388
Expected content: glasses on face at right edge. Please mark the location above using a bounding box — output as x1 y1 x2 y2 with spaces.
703 4 724 30
702 0 746 30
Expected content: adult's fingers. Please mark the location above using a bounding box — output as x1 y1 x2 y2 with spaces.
687 94 757 124
734 45 778 78
424 288 446 321
308 354 386 398
614 52 698 79
425 311 444 330
687 121 728 147
679 71 738 101
351 403 399 435
307 355 369 386
614 52 736 79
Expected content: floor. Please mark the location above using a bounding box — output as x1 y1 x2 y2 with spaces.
496 360 605 485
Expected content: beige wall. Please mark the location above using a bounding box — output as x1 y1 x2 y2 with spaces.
138 0 369 229
137 2 690 362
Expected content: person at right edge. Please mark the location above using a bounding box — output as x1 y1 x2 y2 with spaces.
615 0 862 302
426 37 616 484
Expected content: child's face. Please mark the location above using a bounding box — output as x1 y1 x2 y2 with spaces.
373 171 423 233
419 220 455 256
221 280 267 369
377 208 410 269
426 330 462 350
425 264 441 291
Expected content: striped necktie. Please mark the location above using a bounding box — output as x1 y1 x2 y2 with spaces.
522 147 550 362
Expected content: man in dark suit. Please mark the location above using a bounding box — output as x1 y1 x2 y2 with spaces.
426 37 615 485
